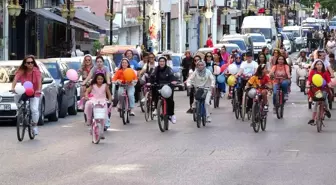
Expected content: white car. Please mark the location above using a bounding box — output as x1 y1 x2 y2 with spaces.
247 33 270 56
281 33 292 53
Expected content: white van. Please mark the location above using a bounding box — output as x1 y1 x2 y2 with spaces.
282 26 306 50
241 16 277 51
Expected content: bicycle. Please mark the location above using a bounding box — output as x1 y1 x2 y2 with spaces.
274 77 287 119
143 83 155 122
250 87 270 133
156 83 174 132
193 86 210 128
231 76 242 120
117 83 131 125
313 93 326 133
90 100 107 144
12 91 35 142
236 75 252 121
213 75 220 108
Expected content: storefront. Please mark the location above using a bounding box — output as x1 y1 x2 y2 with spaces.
119 2 141 45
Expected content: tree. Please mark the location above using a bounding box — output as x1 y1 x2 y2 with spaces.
300 0 336 16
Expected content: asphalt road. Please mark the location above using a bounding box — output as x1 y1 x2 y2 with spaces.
1 52 336 185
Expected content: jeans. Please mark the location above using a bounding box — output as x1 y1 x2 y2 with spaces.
118 85 135 109
218 82 226 93
193 89 212 117
152 86 175 115
30 97 40 124
273 80 290 105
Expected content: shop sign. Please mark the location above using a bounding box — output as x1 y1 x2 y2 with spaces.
122 5 141 27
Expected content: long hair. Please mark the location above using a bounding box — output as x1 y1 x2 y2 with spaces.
255 64 266 78
91 73 106 86
18 55 39 75
275 55 288 65
191 55 202 71
81 54 93 69
120 58 131 68
213 50 223 63
257 53 267 64
312 59 326 73
203 52 214 66
95 55 104 64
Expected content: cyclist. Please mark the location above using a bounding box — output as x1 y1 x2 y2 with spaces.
310 50 335 78
256 53 270 71
150 56 177 123
84 73 113 139
186 60 215 122
139 52 157 103
186 55 202 113
81 56 111 86
213 49 226 97
235 52 258 104
306 59 332 125
78 54 94 109
245 64 272 113
11 55 42 135
181 50 193 83
269 48 280 68
223 53 243 99
112 58 137 116
124 49 140 70
269 55 291 113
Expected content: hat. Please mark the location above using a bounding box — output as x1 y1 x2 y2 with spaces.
246 52 253 57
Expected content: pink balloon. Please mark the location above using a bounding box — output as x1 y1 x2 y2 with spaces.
66 69 78 81
331 79 336 87
23 81 33 89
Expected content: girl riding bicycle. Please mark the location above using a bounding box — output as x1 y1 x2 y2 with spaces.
269 55 291 113
81 56 111 86
186 60 215 122
306 59 332 125
11 55 42 135
113 58 137 116
245 64 272 112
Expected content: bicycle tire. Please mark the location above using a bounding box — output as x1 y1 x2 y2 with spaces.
234 92 240 120
202 102 206 127
140 89 145 113
261 110 267 131
144 92 149 122
164 114 169 131
92 122 100 144
276 91 282 119
316 103 322 132
122 97 128 125
28 113 35 140
241 92 247 121
150 98 154 120
157 100 165 132
192 108 196 122
213 89 217 108
16 109 25 142
196 101 201 128
252 102 260 133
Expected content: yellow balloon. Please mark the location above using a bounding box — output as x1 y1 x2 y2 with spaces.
227 75 236 86
312 74 323 87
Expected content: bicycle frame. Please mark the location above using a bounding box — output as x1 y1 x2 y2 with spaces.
91 101 106 144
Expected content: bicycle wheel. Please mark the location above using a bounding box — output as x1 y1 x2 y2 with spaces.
213 88 217 108
275 91 282 119
316 103 322 132
241 92 247 121
16 109 25 142
150 98 154 120
234 92 240 120
140 89 145 113
196 101 201 128
92 122 101 144
144 92 149 122
252 102 260 133
215 88 220 108
261 109 267 131
201 102 206 127
28 113 35 140
157 100 165 132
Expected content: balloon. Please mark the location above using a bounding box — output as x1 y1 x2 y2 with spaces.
247 88 257 99
23 81 33 89
331 78 336 87
228 64 238 75
217 74 225 83
25 88 34 96
227 75 236 86
322 79 327 86
160 85 172 98
123 68 135 81
66 69 79 81
312 74 323 87
14 84 25 95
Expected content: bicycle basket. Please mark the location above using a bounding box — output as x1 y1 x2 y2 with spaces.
312 90 325 101
93 107 106 119
195 88 207 100
19 93 34 102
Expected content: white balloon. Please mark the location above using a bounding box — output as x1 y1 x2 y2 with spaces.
160 85 172 98
15 84 25 95
228 64 238 75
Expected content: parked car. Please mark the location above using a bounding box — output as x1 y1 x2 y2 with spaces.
59 57 82 100
40 59 78 118
282 32 296 53
221 34 254 56
281 33 292 53
246 33 269 58
0 60 59 125
214 43 241 54
220 38 248 53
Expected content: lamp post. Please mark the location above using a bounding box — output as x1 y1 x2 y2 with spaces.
184 0 191 50
142 0 147 51
105 0 115 45
160 11 165 51
61 0 76 53
223 0 227 34
8 0 22 59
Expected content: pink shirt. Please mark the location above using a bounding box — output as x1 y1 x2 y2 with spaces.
221 52 230 63
15 67 42 96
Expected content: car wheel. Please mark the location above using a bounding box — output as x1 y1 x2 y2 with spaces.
59 96 68 118
48 101 59 122
38 101 45 126
68 95 78 115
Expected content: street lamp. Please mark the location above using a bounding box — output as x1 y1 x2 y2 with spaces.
160 11 165 51
184 1 192 49
61 0 76 53
8 0 22 60
105 0 116 45
204 8 213 19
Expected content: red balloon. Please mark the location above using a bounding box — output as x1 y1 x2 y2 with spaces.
25 88 34 96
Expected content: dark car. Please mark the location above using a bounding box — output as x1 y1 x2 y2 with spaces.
40 58 78 118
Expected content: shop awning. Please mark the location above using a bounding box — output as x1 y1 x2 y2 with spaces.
30 8 100 40
74 9 119 31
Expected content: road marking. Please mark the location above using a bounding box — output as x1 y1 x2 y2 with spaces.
61 125 73 128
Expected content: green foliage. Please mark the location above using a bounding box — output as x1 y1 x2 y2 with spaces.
300 0 336 15
92 40 102 54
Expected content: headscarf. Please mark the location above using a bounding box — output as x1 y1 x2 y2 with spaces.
196 60 206 77
155 56 168 78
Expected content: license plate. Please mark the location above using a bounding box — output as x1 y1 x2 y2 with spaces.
0 104 11 110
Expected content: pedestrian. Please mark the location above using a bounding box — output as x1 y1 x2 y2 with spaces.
206 33 213 48
71 45 84 57
181 50 193 83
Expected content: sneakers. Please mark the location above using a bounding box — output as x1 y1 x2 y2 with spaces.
33 126 39 135
170 115 177 124
263 105 269 112
325 110 331 118
284 93 289 100
186 108 193 114
153 109 157 115
130 112 135 116
141 97 146 103
206 116 212 122
221 92 225 98
308 119 315 125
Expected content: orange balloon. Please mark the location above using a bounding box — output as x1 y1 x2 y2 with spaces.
123 68 135 81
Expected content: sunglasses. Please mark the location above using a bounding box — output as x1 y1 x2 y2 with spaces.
206 55 212 57
236 57 241 59
149 57 155 59
26 61 34 65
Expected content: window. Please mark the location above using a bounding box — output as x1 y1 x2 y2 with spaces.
171 56 181 66
43 62 60 79
59 63 68 78
251 36 266 42
39 64 52 79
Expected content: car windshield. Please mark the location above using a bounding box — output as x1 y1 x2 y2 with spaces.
281 34 289 40
243 28 272 39
330 22 336 26
282 30 300 37
225 46 240 53
251 36 266 42
225 40 246 50
43 62 60 79
0 66 18 83
113 53 140 67
66 62 81 71
171 56 181 66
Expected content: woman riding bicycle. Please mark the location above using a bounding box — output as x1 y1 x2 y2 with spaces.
78 55 94 108
223 53 243 98
306 59 332 125
186 60 215 122
139 52 157 103
150 56 177 123
269 55 291 113
269 48 280 68
11 55 42 135
84 73 113 138
81 56 111 86
112 58 137 116
186 55 202 113
245 64 272 113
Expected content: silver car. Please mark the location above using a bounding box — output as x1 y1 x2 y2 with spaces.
0 60 59 125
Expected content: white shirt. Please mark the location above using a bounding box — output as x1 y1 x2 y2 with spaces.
327 41 336 48
186 69 215 88
240 60 258 76
71 49 84 57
